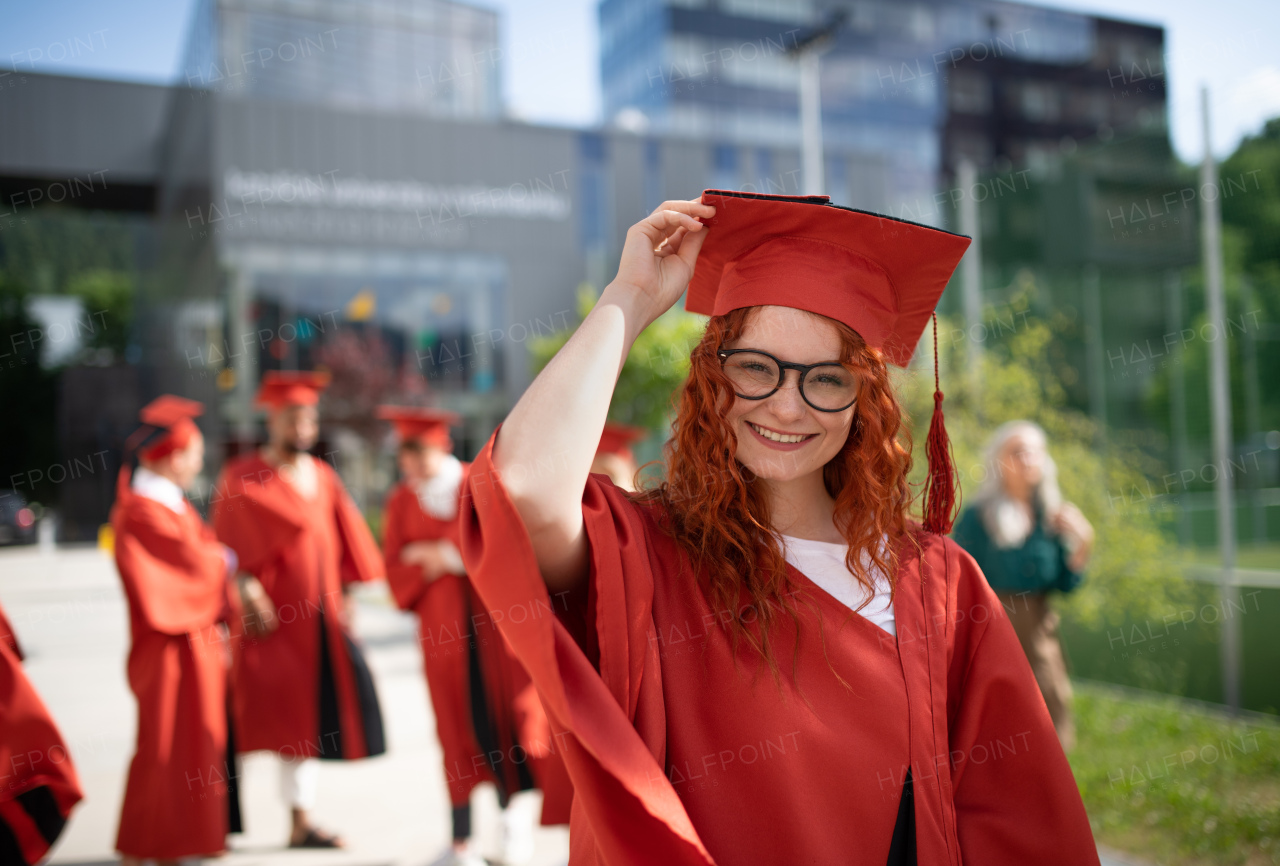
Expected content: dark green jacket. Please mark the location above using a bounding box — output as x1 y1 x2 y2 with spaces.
951 506 1083 595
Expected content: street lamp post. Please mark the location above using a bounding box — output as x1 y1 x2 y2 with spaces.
1200 85 1241 714
788 13 845 196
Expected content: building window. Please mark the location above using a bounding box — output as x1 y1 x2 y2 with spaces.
579 133 611 249
712 144 740 190
720 0 813 25
1019 81 1062 124
949 70 992 115
644 139 663 212
825 155 849 205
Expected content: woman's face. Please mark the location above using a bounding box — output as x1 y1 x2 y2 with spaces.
722 306 857 483
997 431 1045 497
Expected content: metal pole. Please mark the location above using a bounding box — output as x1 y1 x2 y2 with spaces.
799 49 824 195
957 159 984 403
230 268 257 443
1200 85 1241 713
788 12 842 196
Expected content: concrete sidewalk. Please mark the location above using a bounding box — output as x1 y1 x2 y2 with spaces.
1 546 568 866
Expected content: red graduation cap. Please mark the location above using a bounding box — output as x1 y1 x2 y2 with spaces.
139 395 203 429
687 190 970 366
255 370 331 409
377 405 460 450
596 422 646 462
686 189 971 534
130 395 204 461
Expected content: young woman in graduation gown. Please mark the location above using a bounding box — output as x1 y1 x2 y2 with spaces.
111 396 239 862
379 406 571 865
0 603 83 864
456 191 1101 865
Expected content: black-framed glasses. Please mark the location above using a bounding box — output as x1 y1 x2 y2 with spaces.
717 349 859 412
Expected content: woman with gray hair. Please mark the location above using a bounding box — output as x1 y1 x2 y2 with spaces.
952 420 1095 750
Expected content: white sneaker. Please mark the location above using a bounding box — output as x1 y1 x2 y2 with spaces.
500 791 540 866
426 843 487 866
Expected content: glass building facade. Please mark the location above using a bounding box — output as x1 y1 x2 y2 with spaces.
181 0 502 117
157 0 531 472
600 0 1164 218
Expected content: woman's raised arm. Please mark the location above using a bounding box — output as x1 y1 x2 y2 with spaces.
493 198 714 592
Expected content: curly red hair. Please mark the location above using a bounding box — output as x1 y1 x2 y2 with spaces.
636 306 914 663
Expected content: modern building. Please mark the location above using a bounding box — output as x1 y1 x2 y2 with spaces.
600 0 1168 215
180 0 503 118
0 71 804 532
0 0 1207 540
940 13 1167 185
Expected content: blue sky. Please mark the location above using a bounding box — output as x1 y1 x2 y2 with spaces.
2 0 1276 161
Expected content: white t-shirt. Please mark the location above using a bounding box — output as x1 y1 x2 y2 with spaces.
414 454 464 520
780 534 896 637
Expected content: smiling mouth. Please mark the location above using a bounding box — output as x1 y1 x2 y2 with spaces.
747 422 817 444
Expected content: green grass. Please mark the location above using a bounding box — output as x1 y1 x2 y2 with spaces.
1071 682 1280 864
1061 583 1280 717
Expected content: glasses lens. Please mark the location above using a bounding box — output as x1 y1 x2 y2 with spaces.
802 365 858 410
722 352 780 397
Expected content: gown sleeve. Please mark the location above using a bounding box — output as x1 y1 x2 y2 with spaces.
458 428 715 866
382 488 429 611
0 604 83 861
325 464 385 586
113 501 227 635
0 603 23 659
944 539 1100 865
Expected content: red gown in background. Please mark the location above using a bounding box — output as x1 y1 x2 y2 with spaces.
111 470 236 858
458 431 1101 866
383 479 572 825
213 453 386 761
0 602 83 865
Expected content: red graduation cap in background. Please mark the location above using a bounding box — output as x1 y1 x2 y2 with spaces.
377 405 460 450
255 370 332 409
596 422 647 463
127 394 204 462
686 189 971 533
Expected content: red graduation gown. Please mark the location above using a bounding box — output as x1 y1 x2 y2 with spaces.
458 431 1100 865
383 479 572 824
111 473 233 858
213 454 386 761
0 601 83 865
0 605 22 660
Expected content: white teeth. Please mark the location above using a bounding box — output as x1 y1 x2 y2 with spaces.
749 422 810 444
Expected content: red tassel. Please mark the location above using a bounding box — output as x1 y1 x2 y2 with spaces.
923 313 959 535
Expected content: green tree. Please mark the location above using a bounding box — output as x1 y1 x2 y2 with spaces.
900 293 1207 690
65 269 134 356
0 278 58 502
1221 117 1280 280
529 285 705 432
